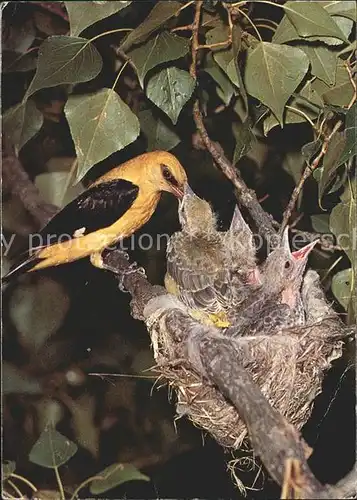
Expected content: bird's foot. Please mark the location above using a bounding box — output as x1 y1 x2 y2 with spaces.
117 261 146 293
90 249 129 271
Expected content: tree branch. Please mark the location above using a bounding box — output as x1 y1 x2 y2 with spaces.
188 1 276 241
2 136 58 230
280 120 343 233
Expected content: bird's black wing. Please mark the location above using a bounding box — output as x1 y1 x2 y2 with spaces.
37 179 139 242
2 179 139 282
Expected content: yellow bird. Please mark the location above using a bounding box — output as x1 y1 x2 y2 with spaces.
3 151 187 281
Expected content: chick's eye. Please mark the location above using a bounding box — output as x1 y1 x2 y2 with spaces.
284 261 292 269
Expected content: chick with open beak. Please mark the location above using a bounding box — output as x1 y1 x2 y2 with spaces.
229 227 318 336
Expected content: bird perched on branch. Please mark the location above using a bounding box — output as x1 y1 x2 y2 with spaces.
228 227 318 336
3 151 187 282
165 185 260 327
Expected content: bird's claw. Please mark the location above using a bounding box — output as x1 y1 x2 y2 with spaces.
117 261 146 293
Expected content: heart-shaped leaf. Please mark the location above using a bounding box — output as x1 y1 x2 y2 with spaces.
65 89 140 182
65 1 131 36
324 1 356 22
331 268 353 310
35 172 84 208
338 103 357 166
232 121 255 164
311 214 330 234
284 1 347 40
128 31 189 87
146 67 195 124
89 463 149 494
139 109 180 151
3 461 16 480
330 181 356 263
203 52 236 105
312 62 355 107
245 42 309 124
29 427 78 468
263 81 323 134
3 49 38 73
120 1 181 52
206 25 240 88
299 44 338 85
3 99 43 154
3 362 42 395
318 132 347 201
9 277 70 351
26 36 103 98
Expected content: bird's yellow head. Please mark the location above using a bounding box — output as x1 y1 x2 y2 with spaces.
134 151 187 199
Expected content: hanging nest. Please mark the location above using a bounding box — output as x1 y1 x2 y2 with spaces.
145 270 347 450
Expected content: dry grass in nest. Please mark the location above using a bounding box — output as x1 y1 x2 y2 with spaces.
149 313 345 451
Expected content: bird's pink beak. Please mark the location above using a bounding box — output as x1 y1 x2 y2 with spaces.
292 239 318 260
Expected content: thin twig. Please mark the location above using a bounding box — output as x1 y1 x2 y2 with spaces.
2 136 58 230
280 120 343 233
189 1 276 241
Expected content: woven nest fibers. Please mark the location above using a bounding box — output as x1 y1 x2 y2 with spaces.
146 271 346 449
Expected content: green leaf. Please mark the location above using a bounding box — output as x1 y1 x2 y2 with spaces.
245 42 309 124
312 62 355 107
263 81 323 134
324 1 356 22
89 463 149 495
330 181 356 263
3 461 16 480
128 31 189 87
318 132 347 201
338 40 357 56
311 214 330 233
232 121 255 164
206 25 239 88
203 52 235 105
35 172 84 209
273 11 350 46
302 139 322 164
120 1 181 52
29 427 78 468
282 151 305 185
284 1 347 41
3 50 38 73
338 103 357 166
139 109 180 151
65 89 140 182
331 268 353 310
3 362 42 395
9 277 70 351
3 100 43 155
65 1 131 36
146 67 195 124
300 44 338 85
26 36 103 98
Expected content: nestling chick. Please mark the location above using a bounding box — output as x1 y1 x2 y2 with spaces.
228 227 318 336
224 205 261 308
165 184 231 327
165 186 260 328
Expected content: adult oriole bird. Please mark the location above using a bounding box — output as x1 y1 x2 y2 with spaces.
165 185 260 327
3 151 187 282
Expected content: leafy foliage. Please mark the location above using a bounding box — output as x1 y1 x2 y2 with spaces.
2 1 356 496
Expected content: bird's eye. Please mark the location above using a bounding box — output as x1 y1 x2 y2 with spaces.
161 164 178 186
284 260 292 269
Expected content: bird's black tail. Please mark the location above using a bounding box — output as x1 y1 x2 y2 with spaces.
1 254 42 284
